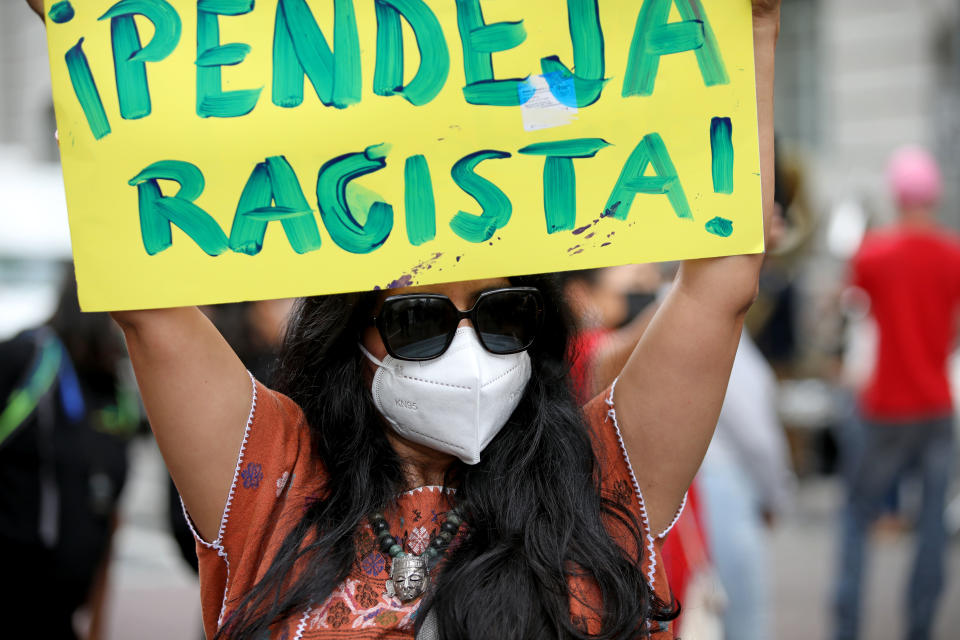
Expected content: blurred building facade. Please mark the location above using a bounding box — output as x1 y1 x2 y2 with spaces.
0 3 68 338
0 3 55 159
777 0 960 228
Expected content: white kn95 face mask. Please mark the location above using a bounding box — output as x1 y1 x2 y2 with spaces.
360 327 532 464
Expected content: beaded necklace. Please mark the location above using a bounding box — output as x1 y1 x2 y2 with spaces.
369 508 463 603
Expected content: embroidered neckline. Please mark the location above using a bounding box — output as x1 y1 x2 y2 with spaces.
396 485 457 498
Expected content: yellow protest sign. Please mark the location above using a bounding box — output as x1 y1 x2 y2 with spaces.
43 0 761 311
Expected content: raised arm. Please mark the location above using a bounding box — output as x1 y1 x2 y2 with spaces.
614 0 780 534
113 308 252 542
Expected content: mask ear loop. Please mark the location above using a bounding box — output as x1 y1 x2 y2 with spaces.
358 343 387 368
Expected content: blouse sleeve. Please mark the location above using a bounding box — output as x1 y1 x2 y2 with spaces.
182 375 323 639
581 380 684 599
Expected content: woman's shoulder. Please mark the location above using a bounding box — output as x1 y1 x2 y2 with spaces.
0 330 48 396
580 382 679 622
243 379 326 498
192 379 325 549
194 379 329 638
253 380 307 426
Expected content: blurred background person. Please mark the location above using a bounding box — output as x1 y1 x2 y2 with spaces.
698 326 796 640
208 299 297 383
561 264 662 403
696 177 798 640
748 138 816 379
832 147 960 640
0 268 137 639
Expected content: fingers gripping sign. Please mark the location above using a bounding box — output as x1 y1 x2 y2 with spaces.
752 0 782 21
26 0 44 18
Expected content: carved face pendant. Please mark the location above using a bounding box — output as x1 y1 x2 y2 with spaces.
385 554 429 602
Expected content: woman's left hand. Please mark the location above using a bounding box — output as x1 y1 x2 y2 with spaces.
25 0 43 18
752 0 782 23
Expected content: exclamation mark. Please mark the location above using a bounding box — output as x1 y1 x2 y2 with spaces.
65 38 112 140
706 117 734 237
710 117 733 194
51 2 112 140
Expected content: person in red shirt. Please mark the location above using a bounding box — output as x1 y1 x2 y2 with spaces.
834 146 960 640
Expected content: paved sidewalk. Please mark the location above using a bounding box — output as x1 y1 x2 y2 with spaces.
772 479 960 640
104 437 201 640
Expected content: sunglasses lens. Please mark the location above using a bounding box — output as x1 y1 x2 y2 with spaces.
475 290 542 354
380 297 458 360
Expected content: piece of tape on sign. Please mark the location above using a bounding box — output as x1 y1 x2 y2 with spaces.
519 73 578 132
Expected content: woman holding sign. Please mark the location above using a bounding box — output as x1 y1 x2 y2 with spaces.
28 0 780 638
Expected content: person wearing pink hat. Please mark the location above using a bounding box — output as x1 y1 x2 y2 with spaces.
833 146 960 640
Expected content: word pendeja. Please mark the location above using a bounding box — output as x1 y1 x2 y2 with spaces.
131 125 736 258
55 0 730 136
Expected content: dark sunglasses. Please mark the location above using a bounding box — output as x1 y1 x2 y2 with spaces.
371 287 545 361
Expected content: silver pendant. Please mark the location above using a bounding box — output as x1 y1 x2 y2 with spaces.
385 554 429 602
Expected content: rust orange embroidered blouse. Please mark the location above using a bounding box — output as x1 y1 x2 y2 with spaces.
189 378 679 639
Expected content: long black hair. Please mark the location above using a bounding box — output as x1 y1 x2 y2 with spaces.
219 274 676 639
